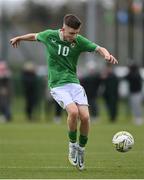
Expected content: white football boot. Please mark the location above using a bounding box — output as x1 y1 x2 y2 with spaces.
68 142 78 166
77 146 85 170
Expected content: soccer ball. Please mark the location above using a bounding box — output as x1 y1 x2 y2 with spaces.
112 131 134 152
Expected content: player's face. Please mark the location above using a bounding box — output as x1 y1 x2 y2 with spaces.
63 24 80 42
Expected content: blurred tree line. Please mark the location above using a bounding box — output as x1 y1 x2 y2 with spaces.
9 0 85 32
0 0 143 101
0 0 144 67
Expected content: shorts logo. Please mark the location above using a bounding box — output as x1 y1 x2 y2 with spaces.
82 88 86 97
59 101 64 108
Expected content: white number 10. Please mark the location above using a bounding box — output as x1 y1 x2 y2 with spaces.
58 45 69 57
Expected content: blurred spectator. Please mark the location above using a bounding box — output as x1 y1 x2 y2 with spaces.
101 64 119 122
21 62 39 121
45 86 63 123
125 63 143 125
80 74 101 122
54 101 63 123
0 61 12 123
80 61 101 122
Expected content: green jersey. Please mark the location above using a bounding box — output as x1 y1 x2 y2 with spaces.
36 29 98 88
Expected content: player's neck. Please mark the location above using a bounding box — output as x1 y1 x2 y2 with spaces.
59 29 64 41
59 29 75 43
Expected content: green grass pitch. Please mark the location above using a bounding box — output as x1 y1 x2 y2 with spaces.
0 121 144 179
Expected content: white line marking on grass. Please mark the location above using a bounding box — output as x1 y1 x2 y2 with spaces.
0 151 142 155
0 166 73 169
0 166 142 169
0 166 102 169
0 166 89 169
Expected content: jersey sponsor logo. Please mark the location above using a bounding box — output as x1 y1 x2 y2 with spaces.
51 38 57 43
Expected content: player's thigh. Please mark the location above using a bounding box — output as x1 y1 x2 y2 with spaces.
72 84 88 106
77 105 90 122
66 103 79 118
50 88 73 109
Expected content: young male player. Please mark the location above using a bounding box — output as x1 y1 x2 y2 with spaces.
10 14 118 170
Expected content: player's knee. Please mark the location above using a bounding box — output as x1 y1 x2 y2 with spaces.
81 113 90 123
68 108 79 120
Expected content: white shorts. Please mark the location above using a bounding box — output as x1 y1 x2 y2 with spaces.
50 83 88 109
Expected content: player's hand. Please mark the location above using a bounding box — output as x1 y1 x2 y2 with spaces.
97 47 118 64
105 54 118 64
10 37 20 48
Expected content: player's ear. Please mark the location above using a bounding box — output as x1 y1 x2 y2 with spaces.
62 27 65 32
63 23 67 31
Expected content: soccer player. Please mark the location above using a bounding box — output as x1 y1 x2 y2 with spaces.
10 14 118 170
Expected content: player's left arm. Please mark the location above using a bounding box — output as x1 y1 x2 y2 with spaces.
96 46 118 64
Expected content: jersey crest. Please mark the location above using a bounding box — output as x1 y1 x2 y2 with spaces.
71 42 76 48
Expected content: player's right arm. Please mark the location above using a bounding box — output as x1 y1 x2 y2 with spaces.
10 33 37 48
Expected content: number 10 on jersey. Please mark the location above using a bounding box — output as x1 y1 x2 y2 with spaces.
58 45 69 57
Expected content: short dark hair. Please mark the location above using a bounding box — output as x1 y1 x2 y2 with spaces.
63 14 82 29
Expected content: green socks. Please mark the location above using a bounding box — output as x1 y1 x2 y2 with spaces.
79 134 88 147
68 130 77 143
68 130 88 147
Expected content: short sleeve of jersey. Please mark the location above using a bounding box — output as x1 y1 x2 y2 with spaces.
77 35 98 52
36 29 51 44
